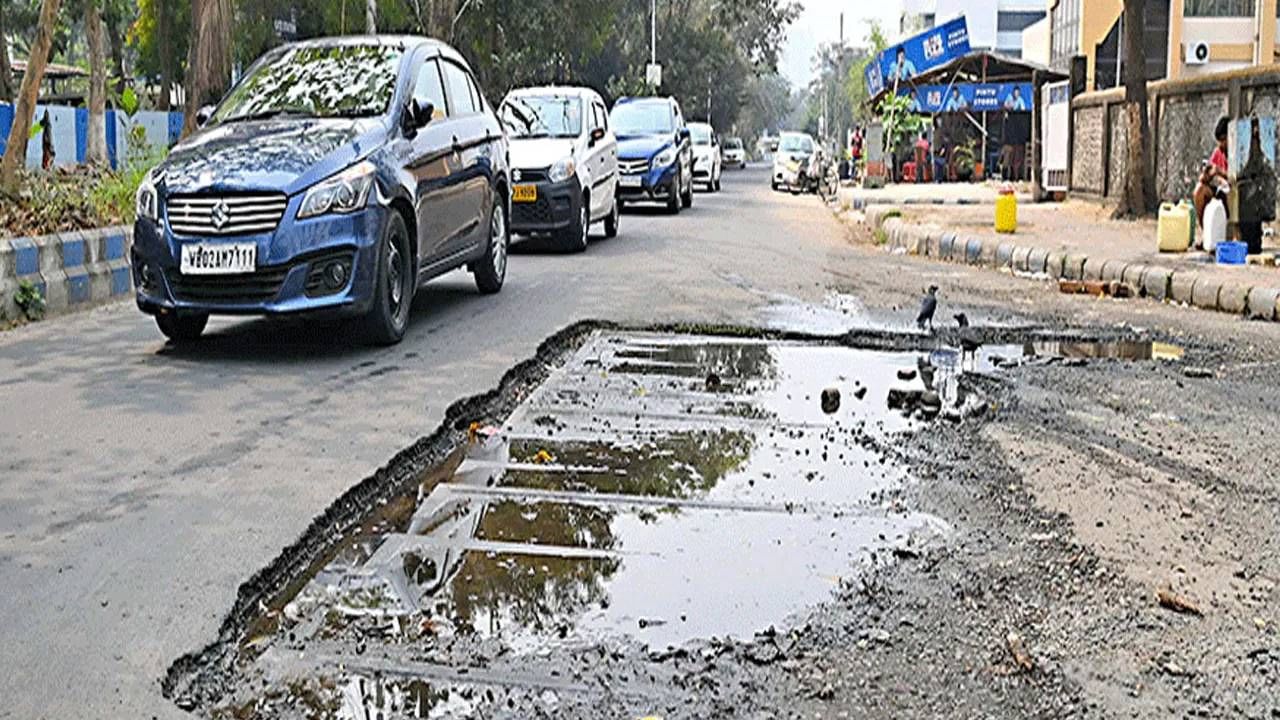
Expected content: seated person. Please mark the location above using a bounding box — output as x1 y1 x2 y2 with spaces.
1193 116 1231 230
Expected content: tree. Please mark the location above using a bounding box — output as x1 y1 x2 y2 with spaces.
85 0 109 166
1115 0 1153 218
0 0 63 193
365 0 375 33
0 1 15 101
845 21 888 122
181 0 232 137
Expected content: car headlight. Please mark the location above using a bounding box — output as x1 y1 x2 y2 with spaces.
298 160 377 219
652 147 677 169
548 156 576 183
135 168 159 221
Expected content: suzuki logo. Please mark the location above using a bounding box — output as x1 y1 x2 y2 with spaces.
210 201 231 231
512 169 522 182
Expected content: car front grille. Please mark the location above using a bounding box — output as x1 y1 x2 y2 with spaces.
512 196 554 226
168 264 291 305
166 193 290 237
618 158 649 175
513 167 549 183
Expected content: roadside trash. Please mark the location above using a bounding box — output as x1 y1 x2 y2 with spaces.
853 386 868 400
1246 252 1277 266
1157 201 1194 252
705 372 722 391
1182 366 1214 379
1202 197 1227 252
532 449 556 464
886 388 923 411
820 387 841 414
1006 632 1035 672
995 184 1017 234
1156 587 1203 616
1216 241 1247 265
1058 279 1133 298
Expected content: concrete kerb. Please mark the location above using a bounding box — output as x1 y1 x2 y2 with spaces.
847 212 1280 323
0 225 133 321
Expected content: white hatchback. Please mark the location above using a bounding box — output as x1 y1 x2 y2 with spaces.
688 122 722 192
499 86 620 252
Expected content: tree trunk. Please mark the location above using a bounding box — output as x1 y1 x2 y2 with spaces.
157 0 172 111
106 10 127 96
86 0 109 167
1115 0 1152 218
0 0 63 192
0 0 15 102
181 0 233 137
366 0 376 33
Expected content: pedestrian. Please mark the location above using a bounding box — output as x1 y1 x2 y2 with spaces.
1193 116 1231 231
914 132 929 184
40 109 55 170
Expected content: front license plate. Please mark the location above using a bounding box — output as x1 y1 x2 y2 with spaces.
179 242 257 275
619 175 643 188
512 184 537 202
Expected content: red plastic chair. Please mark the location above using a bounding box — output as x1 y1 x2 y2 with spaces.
902 161 916 183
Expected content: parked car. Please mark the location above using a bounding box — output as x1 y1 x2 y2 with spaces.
688 122 722 192
609 96 693 213
771 131 816 192
498 86 619 252
132 36 510 345
722 136 747 169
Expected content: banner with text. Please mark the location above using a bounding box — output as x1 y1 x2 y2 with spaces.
903 82 1033 114
865 16 971 98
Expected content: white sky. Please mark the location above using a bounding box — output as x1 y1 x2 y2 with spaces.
780 1 900 89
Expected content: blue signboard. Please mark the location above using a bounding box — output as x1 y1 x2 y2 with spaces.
903 82 1033 114
865 16 971 97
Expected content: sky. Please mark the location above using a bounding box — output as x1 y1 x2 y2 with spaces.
779 1 900 89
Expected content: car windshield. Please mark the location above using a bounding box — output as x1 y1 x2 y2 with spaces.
780 135 814 153
689 125 712 145
725 138 743 150
610 101 674 135
500 95 583 139
212 44 403 123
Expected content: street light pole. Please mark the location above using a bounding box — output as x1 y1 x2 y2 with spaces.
650 0 656 65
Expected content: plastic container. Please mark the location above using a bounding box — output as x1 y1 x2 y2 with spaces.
1177 199 1196 249
1157 202 1191 252
995 185 1017 234
1216 241 1247 265
1203 198 1227 253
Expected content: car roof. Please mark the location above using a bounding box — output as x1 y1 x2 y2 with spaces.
615 96 675 106
505 86 600 100
283 35 471 69
780 131 813 139
687 121 712 129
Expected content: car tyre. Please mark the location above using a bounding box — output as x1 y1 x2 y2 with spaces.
155 312 208 342
474 198 509 294
681 173 693 208
363 211 414 345
603 194 619 238
559 196 589 253
666 182 681 214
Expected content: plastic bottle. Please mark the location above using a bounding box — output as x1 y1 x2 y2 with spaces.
1203 198 1227 253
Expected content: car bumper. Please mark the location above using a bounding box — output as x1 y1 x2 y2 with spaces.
774 166 800 186
132 201 391 319
509 176 581 234
616 162 679 203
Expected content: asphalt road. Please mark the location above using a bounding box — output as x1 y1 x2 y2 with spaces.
0 167 867 719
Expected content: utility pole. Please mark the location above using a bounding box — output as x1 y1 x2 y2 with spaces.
650 0 656 64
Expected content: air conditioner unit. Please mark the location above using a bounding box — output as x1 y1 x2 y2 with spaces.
1186 41 1211 65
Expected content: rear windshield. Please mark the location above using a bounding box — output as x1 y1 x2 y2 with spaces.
689 124 712 145
500 95 583 139
213 44 403 123
724 138 743 149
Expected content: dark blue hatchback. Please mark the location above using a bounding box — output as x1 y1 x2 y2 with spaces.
133 36 510 344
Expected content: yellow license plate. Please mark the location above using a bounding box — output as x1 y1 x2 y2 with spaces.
512 184 537 202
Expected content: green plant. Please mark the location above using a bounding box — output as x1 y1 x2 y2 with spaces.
15 280 45 321
874 228 888 245
878 92 925 155
882 208 902 219
952 139 978 178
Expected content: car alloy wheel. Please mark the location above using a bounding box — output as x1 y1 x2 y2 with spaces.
474 199 508 294
386 234 404 317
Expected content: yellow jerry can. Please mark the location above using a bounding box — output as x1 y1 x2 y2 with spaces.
995 185 1017 234
1157 201 1192 252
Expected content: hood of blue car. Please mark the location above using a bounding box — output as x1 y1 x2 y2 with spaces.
160 117 387 196
615 134 673 161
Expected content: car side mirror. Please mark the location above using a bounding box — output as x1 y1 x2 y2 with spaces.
589 127 606 146
195 105 215 128
402 99 433 137
678 127 691 143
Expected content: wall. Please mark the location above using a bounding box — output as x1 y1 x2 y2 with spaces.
0 103 183 170
1021 15 1051 65
1078 0 1122 91
1068 65 1280 207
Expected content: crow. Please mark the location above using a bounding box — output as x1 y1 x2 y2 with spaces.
916 286 939 332
954 313 982 368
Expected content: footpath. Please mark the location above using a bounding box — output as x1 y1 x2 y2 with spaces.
838 185 1280 322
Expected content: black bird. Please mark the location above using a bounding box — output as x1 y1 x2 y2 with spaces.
954 313 982 368
916 286 939 332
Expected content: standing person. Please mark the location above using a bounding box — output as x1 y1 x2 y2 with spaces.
1194 117 1231 229
933 132 948 183
40 109 55 169
913 132 929 183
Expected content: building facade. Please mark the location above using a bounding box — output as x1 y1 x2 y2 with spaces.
1047 0 1280 91
899 0 1048 58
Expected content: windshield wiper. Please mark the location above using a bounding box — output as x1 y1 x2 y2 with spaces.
221 108 314 124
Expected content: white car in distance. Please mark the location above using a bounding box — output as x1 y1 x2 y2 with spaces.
499 86 619 252
688 122 722 192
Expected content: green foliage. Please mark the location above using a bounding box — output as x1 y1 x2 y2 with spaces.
879 91 924 154
873 228 888 245
119 85 140 116
15 280 45 321
845 21 888 121
28 120 42 140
